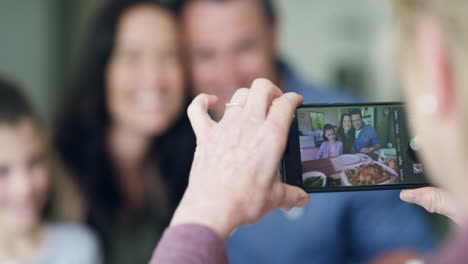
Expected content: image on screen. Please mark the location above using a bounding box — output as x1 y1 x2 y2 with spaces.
297 105 425 189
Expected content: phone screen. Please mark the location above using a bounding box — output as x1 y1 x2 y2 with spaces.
284 103 429 192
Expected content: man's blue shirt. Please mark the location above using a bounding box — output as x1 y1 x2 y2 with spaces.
354 124 382 152
225 61 437 264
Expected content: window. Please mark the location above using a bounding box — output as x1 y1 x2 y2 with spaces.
309 112 325 131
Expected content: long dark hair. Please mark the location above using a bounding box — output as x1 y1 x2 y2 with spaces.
337 113 355 141
54 0 195 227
0 77 36 125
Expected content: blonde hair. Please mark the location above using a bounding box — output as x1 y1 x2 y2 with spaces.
392 0 468 130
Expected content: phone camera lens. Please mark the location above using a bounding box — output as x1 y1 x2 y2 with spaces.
410 137 420 151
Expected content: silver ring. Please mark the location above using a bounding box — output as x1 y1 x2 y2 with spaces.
225 102 242 107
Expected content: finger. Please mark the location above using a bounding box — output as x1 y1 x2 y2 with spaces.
187 94 218 140
400 187 458 221
222 88 250 121
400 187 440 205
272 182 310 211
267 92 303 134
244 78 283 120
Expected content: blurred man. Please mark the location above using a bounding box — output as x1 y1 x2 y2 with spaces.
179 1 437 263
180 0 354 120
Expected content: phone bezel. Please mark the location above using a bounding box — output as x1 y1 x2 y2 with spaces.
281 102 430 193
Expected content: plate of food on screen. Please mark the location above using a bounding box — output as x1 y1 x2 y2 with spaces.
341 161 399 186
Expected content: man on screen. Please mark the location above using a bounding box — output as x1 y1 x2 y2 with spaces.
350 109 382 154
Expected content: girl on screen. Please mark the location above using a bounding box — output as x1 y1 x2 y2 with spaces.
316 124 343 160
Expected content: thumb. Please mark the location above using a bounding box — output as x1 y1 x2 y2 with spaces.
400 187 459 224
187 94 218 142
274 182 310 211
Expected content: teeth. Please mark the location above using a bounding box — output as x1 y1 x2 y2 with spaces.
134 90 165 111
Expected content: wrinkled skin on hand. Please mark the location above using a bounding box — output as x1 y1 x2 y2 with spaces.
171 79 310 239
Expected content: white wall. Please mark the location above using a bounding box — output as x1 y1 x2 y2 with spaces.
0 0 60 124
0 0 104 125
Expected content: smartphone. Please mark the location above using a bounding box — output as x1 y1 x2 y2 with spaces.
281 102 430 193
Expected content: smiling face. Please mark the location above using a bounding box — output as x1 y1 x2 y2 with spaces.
325 129 336 143
106 4 185 136
342 115 352 131
0 119 50 234
351 114 363 130
182 0 277 119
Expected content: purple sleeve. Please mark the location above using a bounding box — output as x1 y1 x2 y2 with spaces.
150 224 229 264
316 142 327 160
337 141 343 155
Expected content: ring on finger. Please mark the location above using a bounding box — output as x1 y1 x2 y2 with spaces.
225 102 243 107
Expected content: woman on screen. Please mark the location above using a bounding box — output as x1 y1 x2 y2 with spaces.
337 113 355 154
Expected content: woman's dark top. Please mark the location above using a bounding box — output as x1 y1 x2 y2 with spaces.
338 129 355 154
55 111 196 264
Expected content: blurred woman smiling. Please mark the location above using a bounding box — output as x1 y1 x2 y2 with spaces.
55 1 195 263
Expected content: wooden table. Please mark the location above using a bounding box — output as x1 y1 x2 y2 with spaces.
302 158 336 176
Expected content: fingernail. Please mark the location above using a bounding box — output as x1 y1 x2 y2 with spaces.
400 190 416 202
295 197 309 207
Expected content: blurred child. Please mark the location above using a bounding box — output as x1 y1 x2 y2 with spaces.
0 78 102 264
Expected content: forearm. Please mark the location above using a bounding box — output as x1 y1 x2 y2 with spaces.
170 195 237 241
150 224 229 264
